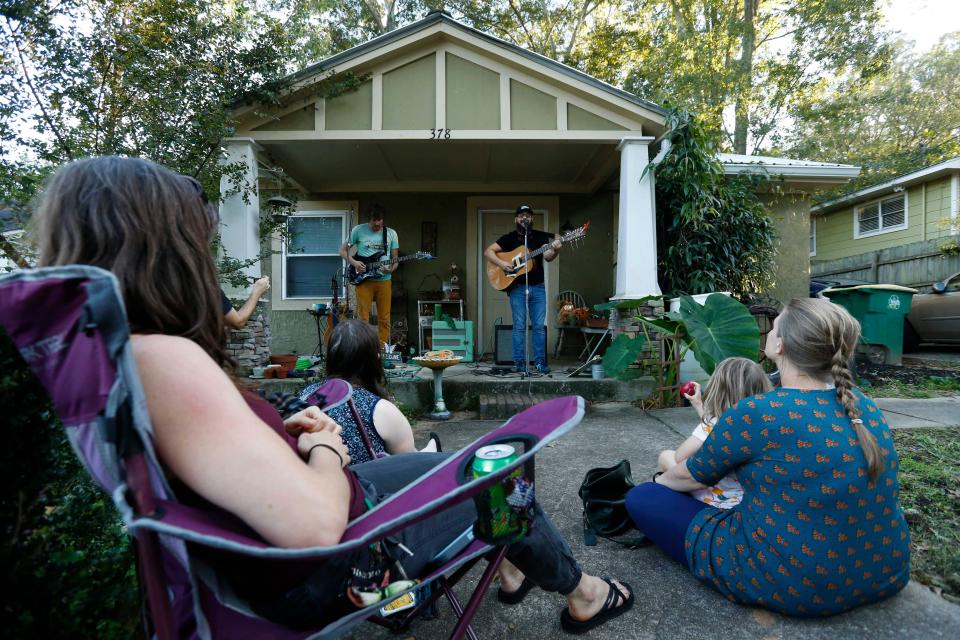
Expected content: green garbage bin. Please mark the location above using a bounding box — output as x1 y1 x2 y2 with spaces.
821 285 917 365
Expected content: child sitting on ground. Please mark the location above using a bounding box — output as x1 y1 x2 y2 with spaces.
656 357 772 509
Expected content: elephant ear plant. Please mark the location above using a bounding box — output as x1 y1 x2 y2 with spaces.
599 294 760 406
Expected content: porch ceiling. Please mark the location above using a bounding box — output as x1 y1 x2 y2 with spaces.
259 140 620 193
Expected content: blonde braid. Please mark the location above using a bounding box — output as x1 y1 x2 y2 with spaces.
831 349 884 480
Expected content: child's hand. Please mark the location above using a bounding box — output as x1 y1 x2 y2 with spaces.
682 381 704 417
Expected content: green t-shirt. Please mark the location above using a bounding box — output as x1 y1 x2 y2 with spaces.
348 224 400 282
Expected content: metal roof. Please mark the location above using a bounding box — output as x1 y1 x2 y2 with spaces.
719 153 861 179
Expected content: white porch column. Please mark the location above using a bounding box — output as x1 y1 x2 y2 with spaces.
219 137 262 295
613 136 661 299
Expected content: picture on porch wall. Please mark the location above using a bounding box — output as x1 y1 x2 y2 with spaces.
421 221 438 256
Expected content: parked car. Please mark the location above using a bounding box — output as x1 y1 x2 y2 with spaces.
904 271 960 350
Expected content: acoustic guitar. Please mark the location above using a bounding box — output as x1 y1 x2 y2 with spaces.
486 223 589 291
348 251 435 285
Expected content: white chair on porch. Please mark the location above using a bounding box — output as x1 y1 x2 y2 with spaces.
554 290 586 358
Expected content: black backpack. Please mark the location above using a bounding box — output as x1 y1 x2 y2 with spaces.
579 460 651 548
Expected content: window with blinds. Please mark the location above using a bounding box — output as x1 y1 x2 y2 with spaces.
855 194 906 237
283 212 347 298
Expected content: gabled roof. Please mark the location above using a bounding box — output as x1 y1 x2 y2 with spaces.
245 10 665 122
812 156 960 215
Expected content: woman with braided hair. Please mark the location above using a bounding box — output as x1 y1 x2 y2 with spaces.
626 298 910 616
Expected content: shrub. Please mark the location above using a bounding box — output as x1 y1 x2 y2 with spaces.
1 331 141 639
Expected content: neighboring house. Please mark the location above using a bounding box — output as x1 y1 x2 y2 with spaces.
219 11 858 356
810 157 960 288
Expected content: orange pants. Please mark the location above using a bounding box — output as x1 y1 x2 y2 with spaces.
355 279 391 346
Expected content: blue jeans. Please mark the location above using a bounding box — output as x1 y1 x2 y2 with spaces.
508 283 546 366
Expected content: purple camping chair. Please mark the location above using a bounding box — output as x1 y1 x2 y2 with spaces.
0 265 586 640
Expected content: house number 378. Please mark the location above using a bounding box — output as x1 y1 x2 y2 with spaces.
430 128 451 139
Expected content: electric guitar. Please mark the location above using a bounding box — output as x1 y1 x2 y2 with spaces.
486 222 590 291
348 251 435 285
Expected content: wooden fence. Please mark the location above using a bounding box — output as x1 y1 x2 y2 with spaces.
811 236 960 290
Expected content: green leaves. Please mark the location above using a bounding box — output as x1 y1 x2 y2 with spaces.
678 293 760 374
652 108 777 298
601 332 647 381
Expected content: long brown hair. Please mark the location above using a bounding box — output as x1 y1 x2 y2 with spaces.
702 357 772 424
326 319 388 398
778 298 884 480
34 156 231 368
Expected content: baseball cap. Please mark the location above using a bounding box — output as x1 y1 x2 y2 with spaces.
515 204 533 215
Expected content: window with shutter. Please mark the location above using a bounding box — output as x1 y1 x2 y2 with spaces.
855 194 906 237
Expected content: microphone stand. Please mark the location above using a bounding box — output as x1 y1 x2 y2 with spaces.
521 220 531 378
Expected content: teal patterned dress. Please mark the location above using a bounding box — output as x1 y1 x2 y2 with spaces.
685 388 911 616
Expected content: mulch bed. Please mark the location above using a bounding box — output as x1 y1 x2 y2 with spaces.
856 362 960 387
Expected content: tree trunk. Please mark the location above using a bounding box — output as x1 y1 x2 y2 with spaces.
0 235 31 269
733 0 757 155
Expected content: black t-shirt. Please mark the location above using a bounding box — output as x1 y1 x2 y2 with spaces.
219 288 234 315
495 229 553 291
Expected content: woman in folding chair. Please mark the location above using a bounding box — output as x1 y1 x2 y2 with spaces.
32 156 633 634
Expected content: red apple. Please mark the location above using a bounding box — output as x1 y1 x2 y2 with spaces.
679 382 696 396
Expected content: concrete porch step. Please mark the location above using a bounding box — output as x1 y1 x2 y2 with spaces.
478 393 562 419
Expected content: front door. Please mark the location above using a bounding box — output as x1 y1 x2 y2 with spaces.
479 209 546 358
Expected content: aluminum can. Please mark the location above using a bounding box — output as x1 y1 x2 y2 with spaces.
471 444 528 544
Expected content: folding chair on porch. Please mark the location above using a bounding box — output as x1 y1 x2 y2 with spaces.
0 265 585 640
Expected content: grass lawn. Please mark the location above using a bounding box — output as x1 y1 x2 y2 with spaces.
894 428 960 604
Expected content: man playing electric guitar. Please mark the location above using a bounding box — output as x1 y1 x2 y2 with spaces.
339 204 399 346
483 204 561 374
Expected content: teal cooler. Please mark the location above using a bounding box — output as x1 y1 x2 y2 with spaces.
821 285 917 365
431 320 474 362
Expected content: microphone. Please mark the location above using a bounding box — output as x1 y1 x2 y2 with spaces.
521 217 531 230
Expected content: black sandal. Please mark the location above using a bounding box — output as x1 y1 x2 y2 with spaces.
428 431 442 453
559 578 634 634
497 576 535 605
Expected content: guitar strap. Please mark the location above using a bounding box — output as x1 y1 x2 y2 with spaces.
382 226 388 259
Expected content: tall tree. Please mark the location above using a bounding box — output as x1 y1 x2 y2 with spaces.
0 0 291 266
781 33 960 192
615 0 891 153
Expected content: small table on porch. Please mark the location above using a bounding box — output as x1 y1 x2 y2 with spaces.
411 357 462 420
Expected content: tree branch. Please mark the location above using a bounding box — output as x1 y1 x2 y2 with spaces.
3 16 74 160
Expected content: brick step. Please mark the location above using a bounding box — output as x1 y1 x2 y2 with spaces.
478 393 562 420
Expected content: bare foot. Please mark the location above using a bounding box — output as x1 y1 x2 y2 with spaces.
497 558 526 594
566 575 630 622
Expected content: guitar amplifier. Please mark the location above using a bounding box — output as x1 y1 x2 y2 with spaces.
494 325 547 366
431 320 474 362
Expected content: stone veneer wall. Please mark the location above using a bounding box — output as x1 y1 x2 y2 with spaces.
225 305 271 373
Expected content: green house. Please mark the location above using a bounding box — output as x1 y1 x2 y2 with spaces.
217 12 859 357
810 157 960 288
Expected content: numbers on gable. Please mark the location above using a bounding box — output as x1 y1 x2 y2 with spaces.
429 128 451 140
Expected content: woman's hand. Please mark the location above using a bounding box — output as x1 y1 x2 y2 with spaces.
298 430 351 468
284 406 340 437
682 381 704 417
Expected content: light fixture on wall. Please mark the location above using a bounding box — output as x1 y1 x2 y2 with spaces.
892 185 905 193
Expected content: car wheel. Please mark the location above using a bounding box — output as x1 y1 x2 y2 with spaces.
903 320 920 353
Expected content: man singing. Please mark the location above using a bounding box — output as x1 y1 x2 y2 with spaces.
340 204 399 347
483 204 561 374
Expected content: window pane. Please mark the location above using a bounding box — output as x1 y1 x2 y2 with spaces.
881 196 905 228
286 256 343 297
287 216 342 255
859 204 879 233
809 223 815 254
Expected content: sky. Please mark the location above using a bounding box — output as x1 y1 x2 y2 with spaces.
885 0 960 52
